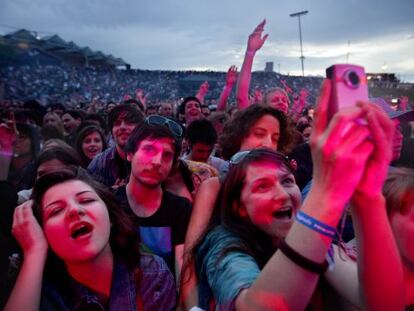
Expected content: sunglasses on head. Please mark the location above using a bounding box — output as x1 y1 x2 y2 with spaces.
229 149 290 166
145 115 183 138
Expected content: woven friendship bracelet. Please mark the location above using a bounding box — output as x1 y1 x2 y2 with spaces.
296 210 337 239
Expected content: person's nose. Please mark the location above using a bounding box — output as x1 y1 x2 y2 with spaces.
151 152 162 166
260 134 274 149
67 202 86 219
119 120 128 129
272 183 290 203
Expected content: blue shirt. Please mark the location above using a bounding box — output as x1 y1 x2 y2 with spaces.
196 226 260 311
39 254 176 311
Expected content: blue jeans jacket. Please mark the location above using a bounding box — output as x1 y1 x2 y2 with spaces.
40 254 176 311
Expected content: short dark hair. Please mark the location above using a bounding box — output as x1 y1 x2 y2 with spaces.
186 118 217 146
123 98 145 113
218 105 289 160
179 96 201 115
125 123 182 162
85 113 108 133
49 103 66 112
16 123 41 157
107 104 144 130
35 144 82 174
63 110 85 121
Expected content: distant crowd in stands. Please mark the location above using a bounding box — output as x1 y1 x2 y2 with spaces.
1 62 323 109
1 18 414 311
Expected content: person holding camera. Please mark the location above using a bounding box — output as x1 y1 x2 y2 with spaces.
187 80 404 310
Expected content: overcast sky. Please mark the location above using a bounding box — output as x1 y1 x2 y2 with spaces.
1 0 413 81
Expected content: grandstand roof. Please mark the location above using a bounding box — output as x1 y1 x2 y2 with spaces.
4 29 38 44
1 28 130 68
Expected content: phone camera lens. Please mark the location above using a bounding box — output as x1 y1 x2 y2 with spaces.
344 70 360 89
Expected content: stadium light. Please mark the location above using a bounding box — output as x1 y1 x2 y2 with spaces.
290 10 308 76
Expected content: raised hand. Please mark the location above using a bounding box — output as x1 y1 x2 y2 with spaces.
310 80 374 208
0 114 18 154
135 88 149 108
247 19 269 53
280 79 293 94
12 200 48 257
299 88 309 101
353 102 395 197
123 94 132 101
399 96 409 111
254 88 263 104
225 65 238 87
198 81 209 96
196 81 209 103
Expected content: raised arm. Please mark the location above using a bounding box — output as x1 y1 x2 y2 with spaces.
180 177 221 310
235 80 375 310
236 19 268 110
4 201 48 311
135 88 149 109
217 66 238 111
289 88 309 122
196 81 209 104
0 114 17 180
324 102 404 310
350 102 404 310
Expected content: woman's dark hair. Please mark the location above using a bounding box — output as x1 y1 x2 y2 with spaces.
75 125 107 167
218 104 290 160
85 113 108 134
35 144 82 176
187 149 295 283
31 167 141 289
40 124 65 142
16 123 41 158
296 122 312 134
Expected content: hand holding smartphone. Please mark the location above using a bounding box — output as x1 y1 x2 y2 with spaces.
326 64 368 120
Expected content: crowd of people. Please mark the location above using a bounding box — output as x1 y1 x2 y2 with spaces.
1 19 414 311
0 63 323 110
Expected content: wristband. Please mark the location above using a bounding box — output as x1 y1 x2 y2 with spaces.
0 150 13 157
246 50 255 56
279 239 329 274
296 210 337 239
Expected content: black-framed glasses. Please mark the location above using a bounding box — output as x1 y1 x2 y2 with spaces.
145 115 183 138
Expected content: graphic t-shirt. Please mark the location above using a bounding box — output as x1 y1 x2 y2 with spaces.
117 187 192 275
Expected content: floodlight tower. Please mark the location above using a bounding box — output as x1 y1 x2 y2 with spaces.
290 10 308 76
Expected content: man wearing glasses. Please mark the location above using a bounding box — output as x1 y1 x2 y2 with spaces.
118 116 192 285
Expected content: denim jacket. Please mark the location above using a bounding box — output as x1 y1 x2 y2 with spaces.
40 254 176 311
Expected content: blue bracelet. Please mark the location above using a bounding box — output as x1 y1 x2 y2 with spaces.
296 211 337 239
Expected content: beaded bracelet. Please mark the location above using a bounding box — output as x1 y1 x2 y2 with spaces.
279 239 329 274
296 210 337 239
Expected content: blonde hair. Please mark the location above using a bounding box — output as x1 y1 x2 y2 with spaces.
383 168 414 215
